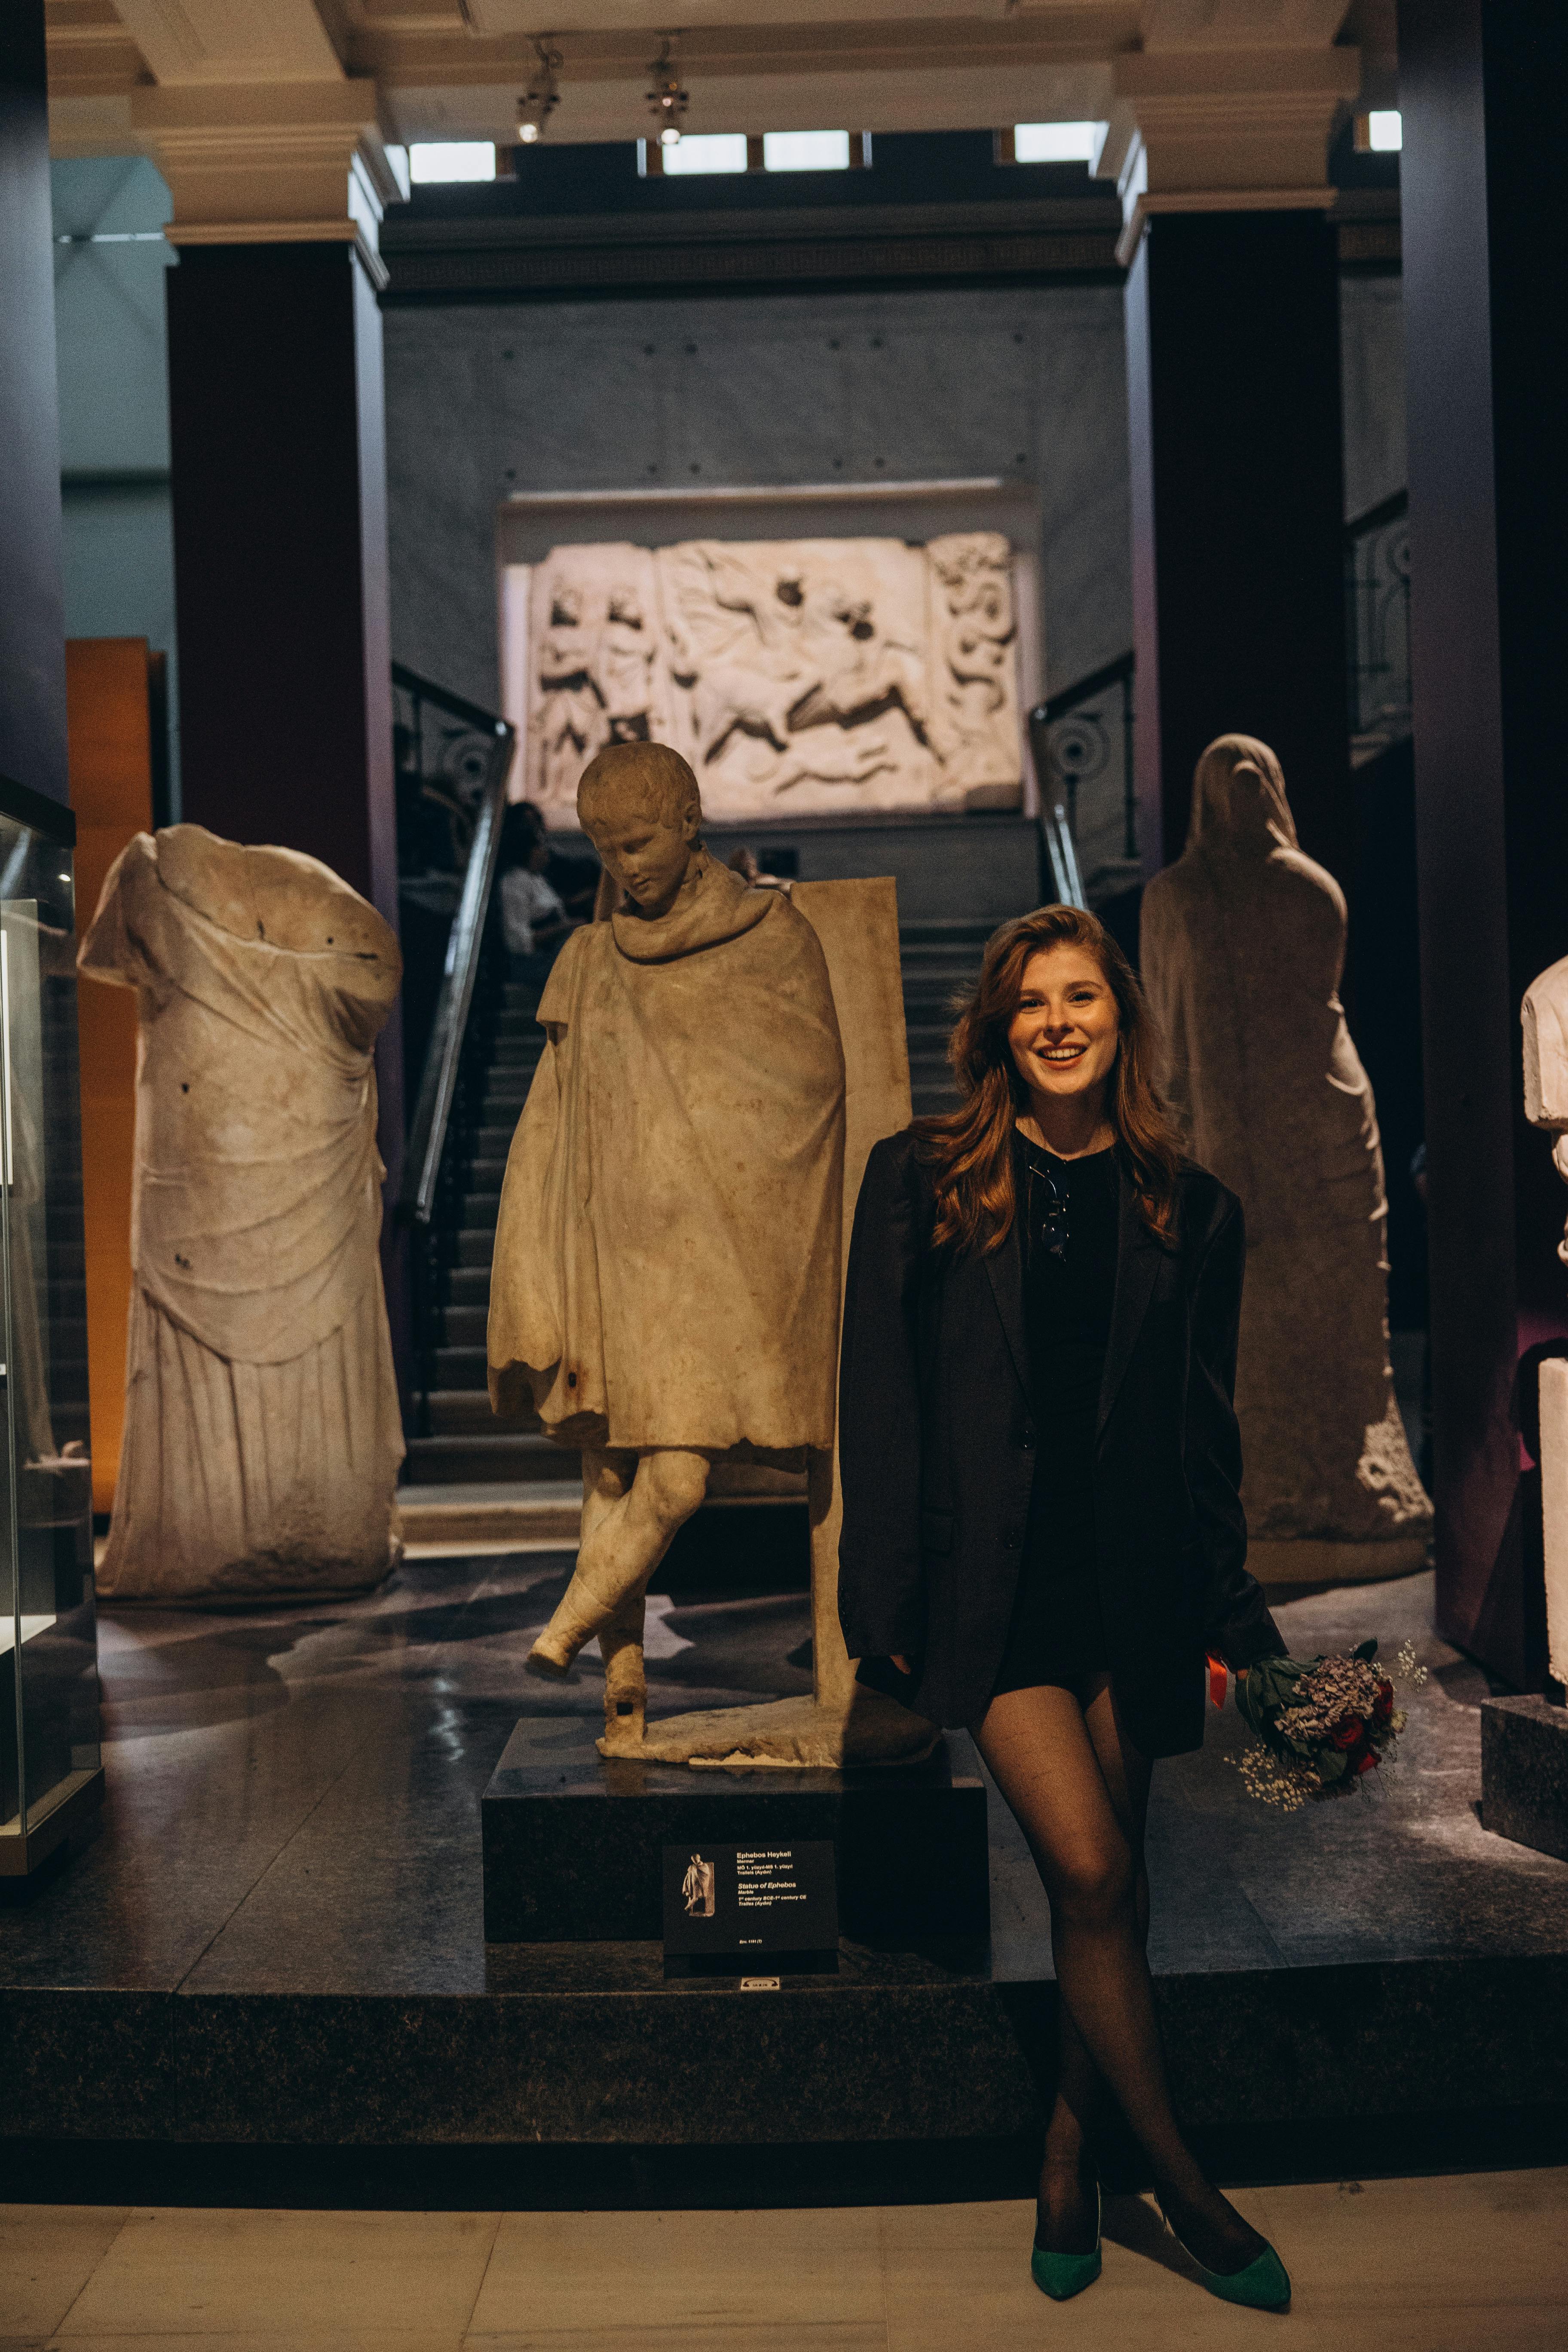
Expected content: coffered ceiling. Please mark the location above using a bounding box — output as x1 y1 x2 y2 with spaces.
47 0 1381 152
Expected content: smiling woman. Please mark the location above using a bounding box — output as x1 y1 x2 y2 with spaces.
836 900 1292 2312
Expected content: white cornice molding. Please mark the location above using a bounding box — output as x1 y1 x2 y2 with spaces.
1110 37 1357 257
129 77 399 275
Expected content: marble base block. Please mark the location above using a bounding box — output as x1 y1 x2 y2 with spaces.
481 1718 989 1946
1480 1696 1568 1862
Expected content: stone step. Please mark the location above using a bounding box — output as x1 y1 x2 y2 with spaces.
898 919 998 947
456 1229 497 1267
427 1387 539 1436
435 1344 489 1389
403 1430 579 1485
459 1192 501 1232
440 1304 487 1347
475 1123 514 1156
447 1265 491 1305
396 1479 582 1551
463 1156 508 1190
483 1082 530 1114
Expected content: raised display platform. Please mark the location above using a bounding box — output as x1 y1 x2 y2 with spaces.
1 1554 1565 2153
482 1719 989 1946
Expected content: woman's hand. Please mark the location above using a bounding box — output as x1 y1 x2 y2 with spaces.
891 1654 912 1677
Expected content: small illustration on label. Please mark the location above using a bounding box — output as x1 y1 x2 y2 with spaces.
682 1852 716 1918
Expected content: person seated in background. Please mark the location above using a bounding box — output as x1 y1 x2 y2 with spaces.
726 845 788 890
497 802 577 980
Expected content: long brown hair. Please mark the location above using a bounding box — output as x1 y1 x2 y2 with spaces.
913 903 1182 1254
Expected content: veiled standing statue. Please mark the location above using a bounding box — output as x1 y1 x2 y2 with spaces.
489 739 935 1763
80 826 405 1601
1140 735 1432 1582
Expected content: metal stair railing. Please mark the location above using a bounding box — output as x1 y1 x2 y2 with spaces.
393 662 516 1432
1028 650 1134 907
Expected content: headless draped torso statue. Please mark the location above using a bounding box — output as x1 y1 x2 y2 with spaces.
1140 735 1431 1581
80 826 405 1601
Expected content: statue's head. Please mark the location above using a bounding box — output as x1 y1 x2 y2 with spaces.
1187 733 1298 857
578 740 704 920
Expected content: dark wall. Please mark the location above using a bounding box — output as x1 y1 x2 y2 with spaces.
1400 0 1568 1683
168 242 395 918
0 3 67 806
1126 211 1350 882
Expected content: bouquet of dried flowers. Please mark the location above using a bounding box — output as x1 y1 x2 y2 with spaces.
1224 1638 1427 1810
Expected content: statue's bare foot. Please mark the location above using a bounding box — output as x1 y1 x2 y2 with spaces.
524 1640 573 1679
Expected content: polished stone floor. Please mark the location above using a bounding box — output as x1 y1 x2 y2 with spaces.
2 2165 1566 2350
4 1553 1567 2148
41 1555 1568 1995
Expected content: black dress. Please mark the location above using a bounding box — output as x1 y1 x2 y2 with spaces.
989 1131 1121 1696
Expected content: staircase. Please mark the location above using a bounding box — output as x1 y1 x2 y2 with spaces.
398 976 583 1549
898 918 991 1117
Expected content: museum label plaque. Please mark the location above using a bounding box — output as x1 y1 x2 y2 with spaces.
662 1839 839 1975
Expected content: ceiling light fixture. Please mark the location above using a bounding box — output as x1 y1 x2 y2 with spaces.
518 37 562 145
647 36 689 147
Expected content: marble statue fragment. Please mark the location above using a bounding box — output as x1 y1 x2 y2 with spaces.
79 826 405 1601
1140 734 1432 1583
487 738 934 1764
519 532 1020 824
1522 959 1568 1684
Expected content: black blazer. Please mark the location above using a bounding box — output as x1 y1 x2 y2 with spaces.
836 1131 1283 1758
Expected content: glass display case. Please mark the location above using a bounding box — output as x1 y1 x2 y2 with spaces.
0 777 101 1874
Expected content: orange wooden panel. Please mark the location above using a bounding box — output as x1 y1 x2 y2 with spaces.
66 640 155 1517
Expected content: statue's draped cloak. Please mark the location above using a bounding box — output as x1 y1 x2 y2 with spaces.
1140 737 1430 1549
488 857 846 1453
80 828 405 1598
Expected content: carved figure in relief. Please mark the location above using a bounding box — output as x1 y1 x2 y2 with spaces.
1140 735 1432 1582
488 739 935 1764
927 532 1019 790
528 546 667 808
520 530 1022 823
79 827 404 1601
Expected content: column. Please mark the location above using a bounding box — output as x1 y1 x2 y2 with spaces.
132 77 412 1356
1113 43 1361 879
1400 0 1568 1684
0 2 68 808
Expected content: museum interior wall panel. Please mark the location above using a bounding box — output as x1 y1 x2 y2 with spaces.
0 3 68 811
1126 210 1352 884
1401 0 1568 1688
166 238 406 1209
1340 271 1407 522
50 159 179 808
64 638 157 1514
384 282 1132 730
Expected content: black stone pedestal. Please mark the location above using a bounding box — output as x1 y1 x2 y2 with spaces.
481 1718 989 1948
1480 1696 1568 1861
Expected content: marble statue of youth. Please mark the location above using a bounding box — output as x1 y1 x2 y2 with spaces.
487 741 847 1747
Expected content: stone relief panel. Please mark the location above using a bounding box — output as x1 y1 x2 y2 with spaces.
518 531 1020 824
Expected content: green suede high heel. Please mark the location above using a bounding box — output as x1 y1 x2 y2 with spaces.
1159 2204 1291 2311
1030 2181 1102 2301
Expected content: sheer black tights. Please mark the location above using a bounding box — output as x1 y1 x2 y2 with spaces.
974 1675 1265 2273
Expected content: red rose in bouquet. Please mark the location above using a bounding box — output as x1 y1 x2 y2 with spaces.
1227 1639 1424 1810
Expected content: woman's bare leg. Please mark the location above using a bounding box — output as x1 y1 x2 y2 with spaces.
974 1680 1267 2274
